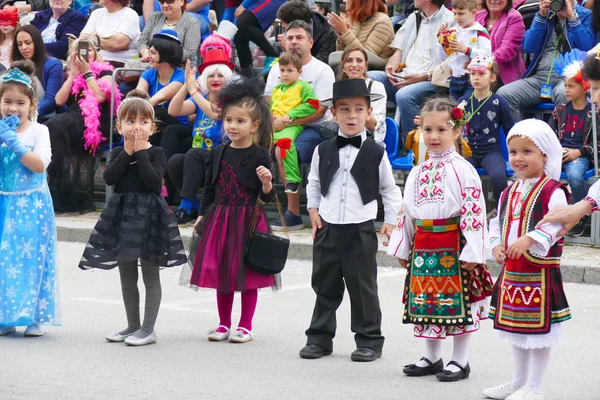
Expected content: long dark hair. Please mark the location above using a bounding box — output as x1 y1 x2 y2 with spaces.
217 77 273 151
11 25 46 82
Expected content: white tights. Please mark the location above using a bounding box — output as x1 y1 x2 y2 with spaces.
512 345 552 391
416 334 472 372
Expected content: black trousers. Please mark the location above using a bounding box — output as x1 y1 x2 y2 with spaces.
167 147 209 199
233 10 278 70
305 219 384 352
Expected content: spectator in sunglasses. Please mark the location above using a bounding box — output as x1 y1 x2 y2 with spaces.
138 0 200 65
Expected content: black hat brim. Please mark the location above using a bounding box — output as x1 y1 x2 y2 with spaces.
321 93 385 107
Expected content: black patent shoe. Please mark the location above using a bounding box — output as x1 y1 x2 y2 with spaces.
351 347 382 362
403 357 444 376
436 361 471 382
175 209 191 225
299 344 332 359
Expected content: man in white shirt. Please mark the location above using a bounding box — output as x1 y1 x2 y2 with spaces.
299 79 402 362
368 0 453 152
264 20 335 230
80 0 141 66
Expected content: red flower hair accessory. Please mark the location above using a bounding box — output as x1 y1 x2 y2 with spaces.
448 102 466 128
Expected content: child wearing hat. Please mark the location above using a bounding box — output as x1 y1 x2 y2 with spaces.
271 51 320 194
484 119 572 400
548 50 600 236
458 55 514 215
299 79 402 362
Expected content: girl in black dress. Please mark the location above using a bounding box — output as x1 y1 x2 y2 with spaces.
79 90 187 346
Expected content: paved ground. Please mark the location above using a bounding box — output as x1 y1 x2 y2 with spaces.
1 242 599 400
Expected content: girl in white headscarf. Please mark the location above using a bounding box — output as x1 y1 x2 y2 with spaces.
485 119 571 400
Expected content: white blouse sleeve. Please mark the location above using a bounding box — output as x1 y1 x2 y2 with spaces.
32 124 52 170
387 170 415 260
489 197 504 251
458 163 487 264
526 188 568 257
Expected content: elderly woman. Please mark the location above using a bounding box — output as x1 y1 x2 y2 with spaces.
138 0 201 64
328 0 394 70
336 47 387 145
31 0 87 60
80 0 141 67
165 51 232 223
45 36 121 212
475 0 525 85
11 25 63 120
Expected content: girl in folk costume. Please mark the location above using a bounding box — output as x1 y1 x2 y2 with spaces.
0 62 60 337
0 8 19 69
79 91 187 346
483 120 571 400
180 78 279 344
387 97 494 382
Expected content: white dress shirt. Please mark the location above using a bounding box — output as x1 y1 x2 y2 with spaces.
306 130 402 225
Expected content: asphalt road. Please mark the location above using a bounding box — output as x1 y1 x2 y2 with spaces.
1 242 599 400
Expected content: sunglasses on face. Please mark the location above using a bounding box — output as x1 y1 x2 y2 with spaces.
158 0 176 4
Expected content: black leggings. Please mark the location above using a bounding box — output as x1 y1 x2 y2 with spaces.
234 10 278 69
160 124 193 161
167 148 209 199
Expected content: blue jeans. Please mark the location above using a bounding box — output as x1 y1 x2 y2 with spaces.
367 71 438 146
563 157 590 203
296 126 323 164
449 75 473 101
467 151 507 205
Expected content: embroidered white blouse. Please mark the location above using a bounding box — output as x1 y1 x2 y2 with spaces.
387 146 487 263
488 177 567 257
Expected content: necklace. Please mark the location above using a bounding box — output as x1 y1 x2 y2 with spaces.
464 92 492 136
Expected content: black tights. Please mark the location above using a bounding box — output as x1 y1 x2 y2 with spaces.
234 10 278 69
118 262 162 338
167 148 209 199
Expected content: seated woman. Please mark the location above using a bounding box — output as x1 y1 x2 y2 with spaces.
138 0 201 65
335 46 387 145
165 51 232 222
136 29 187 140
328 0 395 71
11 25 63 121
45 36 121 212
31 0 87 60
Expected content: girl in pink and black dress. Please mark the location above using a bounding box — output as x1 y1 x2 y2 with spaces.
181 78 280 343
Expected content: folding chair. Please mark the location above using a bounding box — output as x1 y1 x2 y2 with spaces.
384 117 399 162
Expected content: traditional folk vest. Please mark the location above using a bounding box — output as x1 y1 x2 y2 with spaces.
498 176 569 268
318 136 384 205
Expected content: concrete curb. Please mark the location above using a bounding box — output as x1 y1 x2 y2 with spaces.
57 223 600 285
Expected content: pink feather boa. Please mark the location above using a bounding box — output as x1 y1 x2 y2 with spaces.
71 61 122 155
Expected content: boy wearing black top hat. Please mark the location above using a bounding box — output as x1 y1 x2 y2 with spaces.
299 79 403 362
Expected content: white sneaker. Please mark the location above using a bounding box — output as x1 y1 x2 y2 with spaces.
24 324 45 337
207 325 230 341
483 382 519 399
228 327 253 343
0 325 16 336
506 386 544 400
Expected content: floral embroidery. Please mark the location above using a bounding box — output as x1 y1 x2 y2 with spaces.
469 36 478 45
415 160 447 206
460 186 483 231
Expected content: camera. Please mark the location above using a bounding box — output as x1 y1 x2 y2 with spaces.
550 0 565 12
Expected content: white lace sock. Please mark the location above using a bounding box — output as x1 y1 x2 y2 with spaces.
446 333 472 372
416 339 443 367
526 346 551 391
512 345 530 388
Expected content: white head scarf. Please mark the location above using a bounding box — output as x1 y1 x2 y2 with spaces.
506 119 562 181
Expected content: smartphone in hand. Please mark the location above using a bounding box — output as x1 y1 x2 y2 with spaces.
78 40 90 62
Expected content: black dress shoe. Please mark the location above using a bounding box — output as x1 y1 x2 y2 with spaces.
299 344 332 359
403 357 444 376
436 361 471 382
351 347 382 362
175 209 191 225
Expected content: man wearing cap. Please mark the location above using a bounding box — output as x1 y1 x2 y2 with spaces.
264 19 335 230
299 78 402 362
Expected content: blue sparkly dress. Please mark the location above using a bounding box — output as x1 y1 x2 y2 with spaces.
0 123 60 327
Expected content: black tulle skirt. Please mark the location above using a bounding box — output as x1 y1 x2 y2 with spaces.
79 192 187 269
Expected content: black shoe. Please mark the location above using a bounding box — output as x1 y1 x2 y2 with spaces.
189 208 199 221
568 215 589 237
436 361 471 382
175 209 191 225
285 182 299 194
402 357 444 376
299 344 332 359
351 347 382 362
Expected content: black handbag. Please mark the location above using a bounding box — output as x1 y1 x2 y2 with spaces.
243 192 290 275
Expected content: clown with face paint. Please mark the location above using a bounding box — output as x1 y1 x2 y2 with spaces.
0 7 19 69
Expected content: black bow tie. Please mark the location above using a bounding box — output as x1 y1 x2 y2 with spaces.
337 135 361 149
